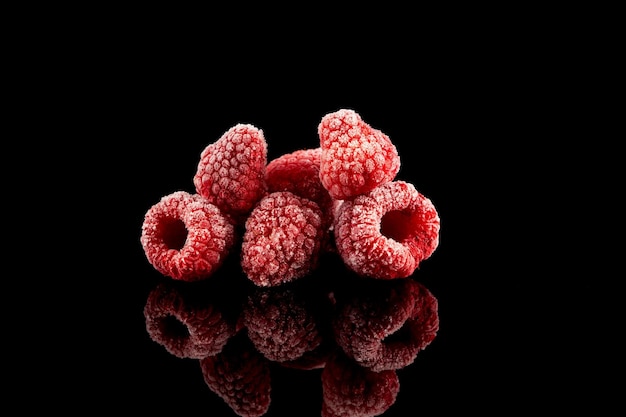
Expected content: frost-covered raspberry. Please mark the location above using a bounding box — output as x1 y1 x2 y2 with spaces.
318 109 400 200
333 279 439 372
143 282 235 359
321 351 400 417
242 288 324 363
266 147 333 225
140 191 236 281
193 123 268 224
199 333 271 417
266 147 336 254
334 181 440 279
241 191 324 287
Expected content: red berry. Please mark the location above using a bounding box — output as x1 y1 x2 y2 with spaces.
140 191 236 281
266 147 336 254
199 333 271 417
193 124 268 224
333 279 439 372
318 109 400 200
241 191 324 287
321 351 400 417
266 147 332 216
333 181 440 279
143 282 235 359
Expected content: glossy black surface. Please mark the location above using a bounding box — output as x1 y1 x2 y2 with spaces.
24 12 616 414
123 105 455 416
86 82 606 415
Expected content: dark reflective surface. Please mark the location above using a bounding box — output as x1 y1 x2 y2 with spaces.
140 248 441 416
97 94 607 415
105 104 464 416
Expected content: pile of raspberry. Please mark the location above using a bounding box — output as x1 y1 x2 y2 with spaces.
141 109 441 417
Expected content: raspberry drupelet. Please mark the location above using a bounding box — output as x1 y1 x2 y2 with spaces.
140 191 236 282
333 180 440 279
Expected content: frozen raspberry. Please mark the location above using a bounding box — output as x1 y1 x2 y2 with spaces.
193 123 268 224
143 281 235 359
332 279 439 372
321 351 400 417
242 287 324 363
200 333 271 417
241 191 324 287
266 147 333 225
266 147 336 254
318 109 401 200
333 180 440 279
140 191 236 281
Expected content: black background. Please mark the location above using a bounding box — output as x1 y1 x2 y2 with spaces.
33 13 616 415
100 99 602 415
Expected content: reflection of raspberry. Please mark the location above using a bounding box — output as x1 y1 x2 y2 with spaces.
321 352 399 417
242 288 324 363
279 339 333 370
334 181 440 279
140 191 236 281
333 279 439 372
318 109 400 200
409 281 440 351
200 333 271 417
241 191 324 287
143 282 235 359
193 124 268 224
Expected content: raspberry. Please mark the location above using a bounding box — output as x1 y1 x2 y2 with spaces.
332 279 439 372
199 332 271 417
333 180 440 279
241 191 324 287
143 281 235 359
193 123 268 224
318 109 401 200
266 147 333 225
321 351 400 417
242 287 324 363
140 191 236 281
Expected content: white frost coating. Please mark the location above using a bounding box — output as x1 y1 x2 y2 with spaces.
361 141 375 156
241 192 324 287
